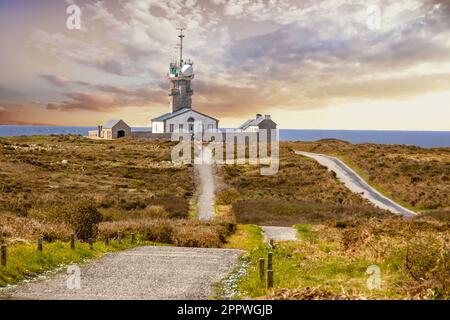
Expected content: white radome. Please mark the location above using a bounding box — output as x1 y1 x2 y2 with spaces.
181 64 194 76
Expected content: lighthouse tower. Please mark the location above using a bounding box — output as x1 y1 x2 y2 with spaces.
168 28 194 113
151 28 218 134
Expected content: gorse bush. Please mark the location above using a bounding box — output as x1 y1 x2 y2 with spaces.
69 201 103 240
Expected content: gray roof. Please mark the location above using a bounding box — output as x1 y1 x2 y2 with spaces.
239 117 267 130
151 108 219 122
151 108 190 122
104 119 123 129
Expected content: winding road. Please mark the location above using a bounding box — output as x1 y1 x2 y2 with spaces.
295 151 416 217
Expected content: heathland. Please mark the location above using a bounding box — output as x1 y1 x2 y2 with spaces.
0 136 448 299
0 135 234 286
219 142 449 299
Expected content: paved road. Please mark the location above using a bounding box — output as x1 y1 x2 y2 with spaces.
196 145 216 220
295 151 416 217
2 246 242 300
262 226 298 241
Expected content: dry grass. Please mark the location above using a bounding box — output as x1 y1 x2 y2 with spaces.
218 141 449 299
99 218 236 248
219 143 391 225
0 213 72 244
0 135 193 219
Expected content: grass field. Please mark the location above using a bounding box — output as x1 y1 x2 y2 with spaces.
288 140 450 214
0 136 235 287
219 141 449 300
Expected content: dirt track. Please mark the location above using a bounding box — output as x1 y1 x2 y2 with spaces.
2 246 242 300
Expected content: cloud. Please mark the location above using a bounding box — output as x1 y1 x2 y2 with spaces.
39 74 70 87
4 0 450 126
42 77 167 113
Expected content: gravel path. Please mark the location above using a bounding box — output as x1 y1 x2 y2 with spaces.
196 145 216 220
295 151 416 216
262 226 298 241
2 246 242 300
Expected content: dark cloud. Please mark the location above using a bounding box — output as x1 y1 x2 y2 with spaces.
44 79 167 113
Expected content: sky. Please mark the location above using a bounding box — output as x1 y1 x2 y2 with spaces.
0 0 449 130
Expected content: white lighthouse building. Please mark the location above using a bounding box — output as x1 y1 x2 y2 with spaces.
151 29 219 133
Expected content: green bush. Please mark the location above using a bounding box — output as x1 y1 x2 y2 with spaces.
68 201 103 240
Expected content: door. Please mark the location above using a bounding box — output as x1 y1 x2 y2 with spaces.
117 130 125 138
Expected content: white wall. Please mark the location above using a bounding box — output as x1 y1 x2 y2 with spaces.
152 121 165 133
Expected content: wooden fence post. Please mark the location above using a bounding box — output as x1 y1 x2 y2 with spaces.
105 235 109 246
70 234 75 250
1 244 6 267
269 239 275 249
267 270 274 289
268 252 273 271
259 258 265 281
37 238 43 252
88 238 93 249
118 232 122 244
131 233 135 244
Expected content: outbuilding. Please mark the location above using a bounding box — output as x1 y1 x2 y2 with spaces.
88 119 131 139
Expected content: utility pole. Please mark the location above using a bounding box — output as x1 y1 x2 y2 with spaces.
177 27 185 66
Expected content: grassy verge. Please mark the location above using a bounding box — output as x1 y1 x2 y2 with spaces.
229 220 448 300
224 224 263 251
0 238 158 287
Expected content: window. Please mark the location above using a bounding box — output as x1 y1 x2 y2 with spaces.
169 124 174 132
179 124 183 131
207 124 214 131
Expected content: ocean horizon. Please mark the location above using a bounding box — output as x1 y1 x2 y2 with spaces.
0 125 449 148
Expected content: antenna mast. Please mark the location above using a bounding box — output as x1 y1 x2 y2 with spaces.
176 27 185 67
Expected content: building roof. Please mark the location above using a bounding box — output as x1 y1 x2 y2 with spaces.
151 108 219 122
104 119 129 129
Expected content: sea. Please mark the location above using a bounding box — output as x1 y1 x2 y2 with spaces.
0 125 449 148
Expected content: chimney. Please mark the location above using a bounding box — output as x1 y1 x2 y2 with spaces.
256 114 262 118
265 115 271 119
98 125 103 137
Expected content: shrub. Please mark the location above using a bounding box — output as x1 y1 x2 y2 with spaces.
216 188 241 205
68 201 103 240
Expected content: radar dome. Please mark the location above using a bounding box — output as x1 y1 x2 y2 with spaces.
181 64 194 77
